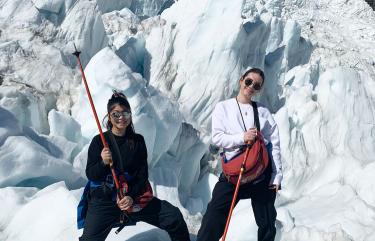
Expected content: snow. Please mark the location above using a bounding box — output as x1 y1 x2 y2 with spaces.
130 0 174 18
32 0 65 14
2 182 79 241
1 0 375 240
0 107 84 189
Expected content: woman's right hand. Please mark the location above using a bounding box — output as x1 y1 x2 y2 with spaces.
243 127 257 144
117 196 134 211
101 147 112 165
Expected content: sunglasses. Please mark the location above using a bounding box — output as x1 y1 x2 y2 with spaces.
111 111 132 120
244 78 262 91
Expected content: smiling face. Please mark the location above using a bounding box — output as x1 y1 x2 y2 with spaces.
108 104 132 133
239 71 264 99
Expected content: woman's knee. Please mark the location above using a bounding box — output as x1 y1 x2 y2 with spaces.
166 203 186 226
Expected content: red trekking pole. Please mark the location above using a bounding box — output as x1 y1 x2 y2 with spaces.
72 44 124 199
73 45 132 233
221 143 252 241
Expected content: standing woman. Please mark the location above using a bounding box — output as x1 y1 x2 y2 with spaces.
197 68 283 241
80 91 190 241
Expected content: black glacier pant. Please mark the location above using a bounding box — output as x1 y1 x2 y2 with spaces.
196 174 277 241
79 197 190 241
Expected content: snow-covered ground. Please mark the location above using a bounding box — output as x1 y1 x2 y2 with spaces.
1 0 375 240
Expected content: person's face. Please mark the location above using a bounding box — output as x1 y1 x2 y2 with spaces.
239 72 264 98
109 104 132 132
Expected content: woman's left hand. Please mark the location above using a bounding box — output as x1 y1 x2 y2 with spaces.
117 196 134 211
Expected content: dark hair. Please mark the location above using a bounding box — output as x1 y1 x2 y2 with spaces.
240 68 265 85
103 90 135 136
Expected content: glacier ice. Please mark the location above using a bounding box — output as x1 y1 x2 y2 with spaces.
0 0 375 240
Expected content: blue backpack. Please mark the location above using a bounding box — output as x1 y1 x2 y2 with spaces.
77 182 90 229
77 173 134 229
77 181 103 229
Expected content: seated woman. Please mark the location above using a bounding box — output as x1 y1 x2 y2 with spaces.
79 91 190 241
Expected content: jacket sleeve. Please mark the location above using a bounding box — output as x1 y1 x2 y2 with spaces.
85 135 110 181
127 135 148 199
212 102 245 148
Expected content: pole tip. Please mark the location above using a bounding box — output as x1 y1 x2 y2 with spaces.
72 43 81 57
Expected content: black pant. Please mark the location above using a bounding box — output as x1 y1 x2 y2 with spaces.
196 174 277 241
80 197 190 241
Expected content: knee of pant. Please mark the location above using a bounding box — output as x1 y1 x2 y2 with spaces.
257 219 276 229
171 206 185 224
163 206 186 229
259 223 276 234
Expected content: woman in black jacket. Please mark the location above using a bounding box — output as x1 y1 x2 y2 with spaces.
79 91 190 241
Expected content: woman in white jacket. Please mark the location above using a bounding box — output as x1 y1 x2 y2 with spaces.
197 68 282 241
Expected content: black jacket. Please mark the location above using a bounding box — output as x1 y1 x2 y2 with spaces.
86 131 148 199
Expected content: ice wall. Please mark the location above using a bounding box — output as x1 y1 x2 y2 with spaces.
1 0 375 240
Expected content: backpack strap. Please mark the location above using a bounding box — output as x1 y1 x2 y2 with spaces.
107 131 125 173
251 101 260 131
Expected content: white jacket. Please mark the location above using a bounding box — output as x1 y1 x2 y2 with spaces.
212 98 283 186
